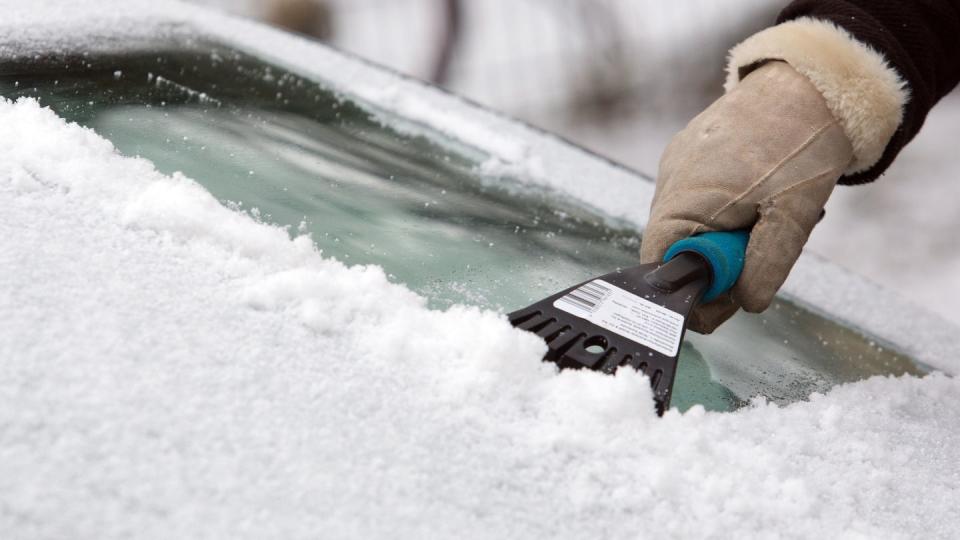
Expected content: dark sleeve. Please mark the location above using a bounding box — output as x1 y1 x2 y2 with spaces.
779 0 960 184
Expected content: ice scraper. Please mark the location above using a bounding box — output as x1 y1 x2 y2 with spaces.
508 230 748 415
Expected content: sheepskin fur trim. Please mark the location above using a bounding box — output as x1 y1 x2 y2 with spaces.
725 17 909 175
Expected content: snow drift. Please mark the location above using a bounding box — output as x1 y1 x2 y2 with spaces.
2 98 960 538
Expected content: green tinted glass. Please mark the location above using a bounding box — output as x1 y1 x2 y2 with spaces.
0 44 923 412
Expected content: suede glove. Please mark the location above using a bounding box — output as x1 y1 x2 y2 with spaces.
640 61 854 333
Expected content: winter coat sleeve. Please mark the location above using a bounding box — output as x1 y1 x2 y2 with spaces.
725 0 960 185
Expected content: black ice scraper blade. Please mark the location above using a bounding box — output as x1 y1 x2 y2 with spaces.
508 231 748 415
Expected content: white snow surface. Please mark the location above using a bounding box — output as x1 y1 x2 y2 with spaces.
4 97 960 538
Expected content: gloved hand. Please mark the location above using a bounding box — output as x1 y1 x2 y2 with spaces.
640 61 854 333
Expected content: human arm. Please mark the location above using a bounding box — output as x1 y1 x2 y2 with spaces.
640 0 960 333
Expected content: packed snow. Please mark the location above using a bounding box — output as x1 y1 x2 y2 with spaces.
3 96 960 538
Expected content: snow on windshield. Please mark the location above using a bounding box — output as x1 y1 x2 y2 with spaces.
3 97 960 538
4 0 957 372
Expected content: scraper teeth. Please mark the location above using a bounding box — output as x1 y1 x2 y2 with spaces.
593 347 618 370
532 321 569 341
508 310 541 328
556 341 616 370
600 353 631 374
545 332 585 363
650 369 664 390
527 317 557 333
543 324 571 343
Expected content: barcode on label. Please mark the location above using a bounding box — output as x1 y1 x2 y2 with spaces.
556 281 611 314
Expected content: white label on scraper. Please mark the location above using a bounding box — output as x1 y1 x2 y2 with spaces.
553 279 684 357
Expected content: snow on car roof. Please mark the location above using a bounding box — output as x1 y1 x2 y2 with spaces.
2 2 959 538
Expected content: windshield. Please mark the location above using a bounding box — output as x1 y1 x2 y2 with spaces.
0 43 923 412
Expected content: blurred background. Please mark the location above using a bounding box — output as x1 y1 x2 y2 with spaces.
189 0 960 327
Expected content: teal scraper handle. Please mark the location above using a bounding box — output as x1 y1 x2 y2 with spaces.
663 230 749 303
